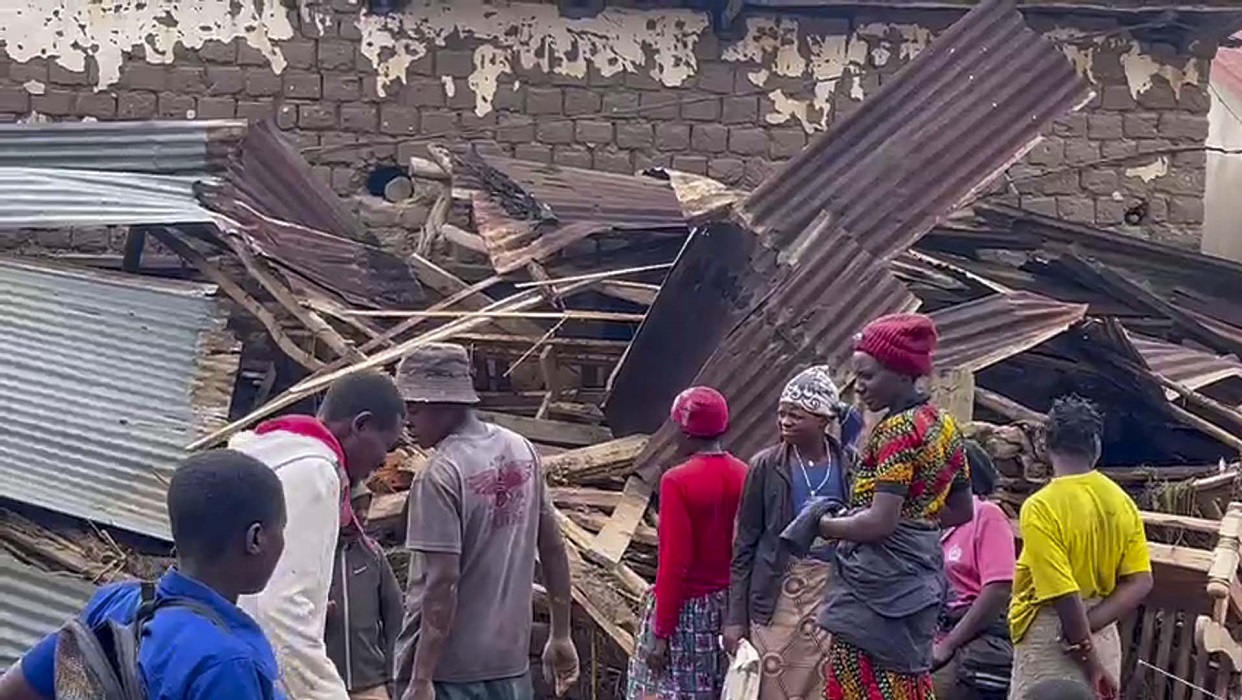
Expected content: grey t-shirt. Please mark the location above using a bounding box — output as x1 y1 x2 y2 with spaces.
395 415 546 683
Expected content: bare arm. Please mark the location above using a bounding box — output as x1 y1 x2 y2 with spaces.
1087 572 1152 633
939 487 974 528
378 551 405 674
940 582 1010 651
411 552 461 683
819 491 902 543
0 666 45 700
1052 592 1094 646
537 498 573 639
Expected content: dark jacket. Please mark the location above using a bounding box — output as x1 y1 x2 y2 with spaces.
727 435 857 627
325 531 405 692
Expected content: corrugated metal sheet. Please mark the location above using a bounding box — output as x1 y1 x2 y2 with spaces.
0 257 239 540
628 0 1087 480
203 120 425 308
0 168 214 229
0 554 96 670
931 291 1089 371
0 119 244 174
455 152 687 274
1129 333 1242 397
739 1 1089 260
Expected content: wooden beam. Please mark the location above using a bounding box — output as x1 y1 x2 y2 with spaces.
478 411 613 447
930 367 975 424
553 507 650 601
589 475 652 567
154 229 324 372
548 487 621 510
543 435 650 483
566 509 657 548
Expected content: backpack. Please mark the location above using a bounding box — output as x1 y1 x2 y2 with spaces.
52 581 228 700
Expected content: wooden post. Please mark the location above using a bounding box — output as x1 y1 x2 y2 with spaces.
1196 502 1242 691
929 367 975 424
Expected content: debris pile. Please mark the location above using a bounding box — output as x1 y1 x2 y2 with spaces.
2 0 1242 696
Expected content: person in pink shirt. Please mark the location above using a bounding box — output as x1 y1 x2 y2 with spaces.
932 441 1016 700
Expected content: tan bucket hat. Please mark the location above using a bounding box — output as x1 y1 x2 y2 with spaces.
396 342 480 404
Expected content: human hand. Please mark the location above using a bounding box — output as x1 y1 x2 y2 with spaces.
931 640 955 671
542 633 580 696
400 679 434 700
722 625 746 655
647 637 670 676
1089 658 1119 700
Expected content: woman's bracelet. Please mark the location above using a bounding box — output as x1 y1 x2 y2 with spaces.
1058 635 1094 663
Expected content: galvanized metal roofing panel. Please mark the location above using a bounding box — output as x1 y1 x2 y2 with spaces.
0 258 240 540
0 168 215 229
738 0 1090 263
1128 333 1242 398
931 291 1089 372
0 554 96 670
0 119 245 174
628 0 1086 481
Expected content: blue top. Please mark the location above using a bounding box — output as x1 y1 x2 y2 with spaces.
21 569 284 700
790 407 865 561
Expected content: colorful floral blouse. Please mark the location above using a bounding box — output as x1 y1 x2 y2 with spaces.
852 399 970 522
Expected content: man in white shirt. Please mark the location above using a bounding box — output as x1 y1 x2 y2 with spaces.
230 370 406 700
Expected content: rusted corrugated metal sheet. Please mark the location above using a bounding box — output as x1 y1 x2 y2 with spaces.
1129 333 1242 397
454 152 686 274
0 554 96 669
931 291 1089 371
627 0 1087 480
738 1 1089 261
198 119 425 308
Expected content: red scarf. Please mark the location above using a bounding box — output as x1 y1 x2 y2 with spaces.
255 415 361 534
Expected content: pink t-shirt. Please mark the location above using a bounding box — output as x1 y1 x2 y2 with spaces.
942 497 1017 610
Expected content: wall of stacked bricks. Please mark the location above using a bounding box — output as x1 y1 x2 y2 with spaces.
0 0 1215 249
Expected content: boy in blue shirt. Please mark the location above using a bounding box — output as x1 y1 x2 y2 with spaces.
0 448 289 700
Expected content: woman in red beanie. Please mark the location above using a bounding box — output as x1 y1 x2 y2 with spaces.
815 313 975 700
627 386 748 700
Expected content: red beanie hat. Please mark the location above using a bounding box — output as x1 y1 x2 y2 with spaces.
855 313 938 377
670 386 729 438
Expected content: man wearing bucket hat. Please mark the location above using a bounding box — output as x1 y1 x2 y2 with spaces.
392 343 579 700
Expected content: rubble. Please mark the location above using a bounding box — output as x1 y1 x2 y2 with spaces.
3 0 1242 696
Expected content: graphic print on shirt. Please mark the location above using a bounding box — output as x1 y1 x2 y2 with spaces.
945 544 963 564
466 456 535 529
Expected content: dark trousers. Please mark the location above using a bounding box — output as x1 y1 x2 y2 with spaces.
394 673 533 700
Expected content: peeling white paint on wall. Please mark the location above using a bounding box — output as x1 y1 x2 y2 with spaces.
1045 28 1097 84
357 0 709 113
722 16 807 78
22 80 44 96
857 23 931 63
1043 28 1204 100
1126 156 1169 183
722 15 869 133
442 75 456 99
0 0 293 90
1120 46 1201 100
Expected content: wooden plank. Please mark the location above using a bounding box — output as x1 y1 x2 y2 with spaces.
479 410 613 447
1174 612 1196 700
1141 511 1222 536
553 508 650 602
1126 607 1160 698
548 487 621 510
589 475 652 566
543 435 650 483
367 491 407 527
1152 610 1178 699
565 510 657 548
929 367 975 424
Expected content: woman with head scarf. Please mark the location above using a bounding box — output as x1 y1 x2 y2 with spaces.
815 313 974 700
627 387 748 700
723 366 864 700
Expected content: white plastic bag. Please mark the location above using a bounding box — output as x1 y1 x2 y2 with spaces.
721 639 761 700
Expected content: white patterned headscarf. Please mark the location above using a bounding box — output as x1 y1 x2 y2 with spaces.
780 365 842 419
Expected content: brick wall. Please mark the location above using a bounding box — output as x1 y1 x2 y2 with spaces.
0 0 1216 248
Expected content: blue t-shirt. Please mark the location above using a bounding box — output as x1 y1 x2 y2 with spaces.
789 409 865 561
21 569 285 700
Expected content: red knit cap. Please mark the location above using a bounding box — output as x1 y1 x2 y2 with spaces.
855 313 938 377
670 386 729 438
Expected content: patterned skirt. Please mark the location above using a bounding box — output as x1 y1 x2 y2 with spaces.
626 589 728 700
824 638 935 700
751 557 832 700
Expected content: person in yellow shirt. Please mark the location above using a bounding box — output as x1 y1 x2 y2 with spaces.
1007 395 1153 700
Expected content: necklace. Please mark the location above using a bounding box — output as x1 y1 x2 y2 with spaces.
793 445 832 497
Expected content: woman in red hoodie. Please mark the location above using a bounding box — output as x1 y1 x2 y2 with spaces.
627 387 748 700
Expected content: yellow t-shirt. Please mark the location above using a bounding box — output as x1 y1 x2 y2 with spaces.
1009 470 1151 642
